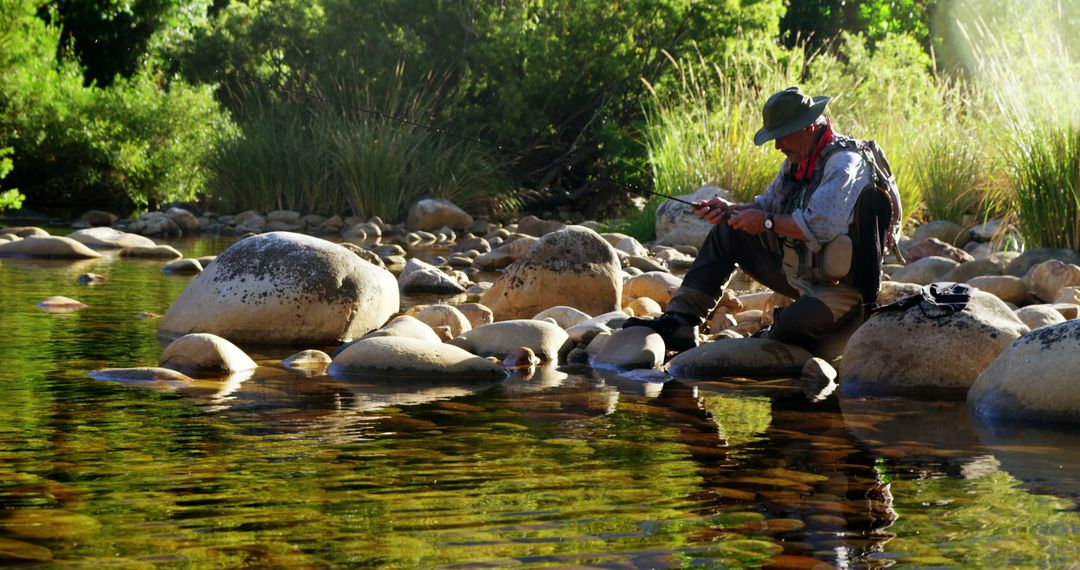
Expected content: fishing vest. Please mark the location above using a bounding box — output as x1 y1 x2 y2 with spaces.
776 134 903 304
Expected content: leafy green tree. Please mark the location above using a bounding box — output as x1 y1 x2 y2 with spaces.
40 0 212 87
0 148 26 213
780 0 935 49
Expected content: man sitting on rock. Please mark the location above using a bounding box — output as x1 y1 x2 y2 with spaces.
625 86 900 355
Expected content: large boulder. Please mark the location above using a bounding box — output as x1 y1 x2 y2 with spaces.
447 319 568 362
159 232 399 345
480 226 622 320
329 337 506 380
654 184 733 247
840 291 1030 396
967 275 1027 305
666 338 813 379
159 333 257 376
968 320 1080 423
407 198 473 231
67 227 156 249
1013 305 1067 330
0 236 102 259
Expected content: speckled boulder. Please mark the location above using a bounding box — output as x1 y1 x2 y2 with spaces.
969 319 1080 423
480 226 622 320
840 291 1030 396
329 337 506 380
160 232 398 345
0 236 102 259
160 333 257 376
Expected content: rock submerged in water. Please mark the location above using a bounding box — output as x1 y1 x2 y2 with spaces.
67 227 155 249
968 319 1080 423
37 296 88 313
330 336 506 380
159 333 257 376
0 236 102 259
159 232 399 345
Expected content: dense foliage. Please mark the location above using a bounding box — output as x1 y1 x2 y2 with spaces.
0 0 235 213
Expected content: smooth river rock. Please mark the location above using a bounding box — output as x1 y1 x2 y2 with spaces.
666 338 813 379
447 319 569 362
67 227 156 249
160 333 257 376
840 291 1029 396
969 319 1080 423
0 236 102 259
329 337 506 380
480 226 622 320
159 232 399 345
590 326 665 370
406 198 474 231
622 271 683 310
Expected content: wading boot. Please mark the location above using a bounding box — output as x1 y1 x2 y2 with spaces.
622 312 699 352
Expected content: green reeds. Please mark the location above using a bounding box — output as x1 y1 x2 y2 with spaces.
210 71 516 221
1008 124 1080 251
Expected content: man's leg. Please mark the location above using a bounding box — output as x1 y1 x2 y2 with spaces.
668 223 798 322
625 223 794 350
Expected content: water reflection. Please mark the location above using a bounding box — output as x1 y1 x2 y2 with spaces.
4 235 1080 568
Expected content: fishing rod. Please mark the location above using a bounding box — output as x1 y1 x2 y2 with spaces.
259 80 707 210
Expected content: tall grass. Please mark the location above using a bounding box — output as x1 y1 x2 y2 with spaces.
954 0 1080 251
1008 125 1080 250
210 70 518 221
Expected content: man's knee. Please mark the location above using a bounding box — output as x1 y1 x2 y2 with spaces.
770 297 837 347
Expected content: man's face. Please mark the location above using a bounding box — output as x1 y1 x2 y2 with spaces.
773 126 816 164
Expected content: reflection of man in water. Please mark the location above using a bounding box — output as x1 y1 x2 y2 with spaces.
652 380 896 562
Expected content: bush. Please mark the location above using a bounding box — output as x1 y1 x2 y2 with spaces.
0 148 25 213
0 0 236 214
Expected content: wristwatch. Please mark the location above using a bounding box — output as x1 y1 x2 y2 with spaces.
764 214 775 231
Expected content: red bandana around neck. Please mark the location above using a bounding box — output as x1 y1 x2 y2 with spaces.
794 123 834 181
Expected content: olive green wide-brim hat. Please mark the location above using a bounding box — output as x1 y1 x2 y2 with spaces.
753 86 830 146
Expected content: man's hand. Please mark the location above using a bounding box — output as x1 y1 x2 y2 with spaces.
727 209 768 235
692 197 735 225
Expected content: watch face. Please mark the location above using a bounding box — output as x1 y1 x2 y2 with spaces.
764 217 774 230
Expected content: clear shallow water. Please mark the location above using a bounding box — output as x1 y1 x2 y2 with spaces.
1 236 1078 569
